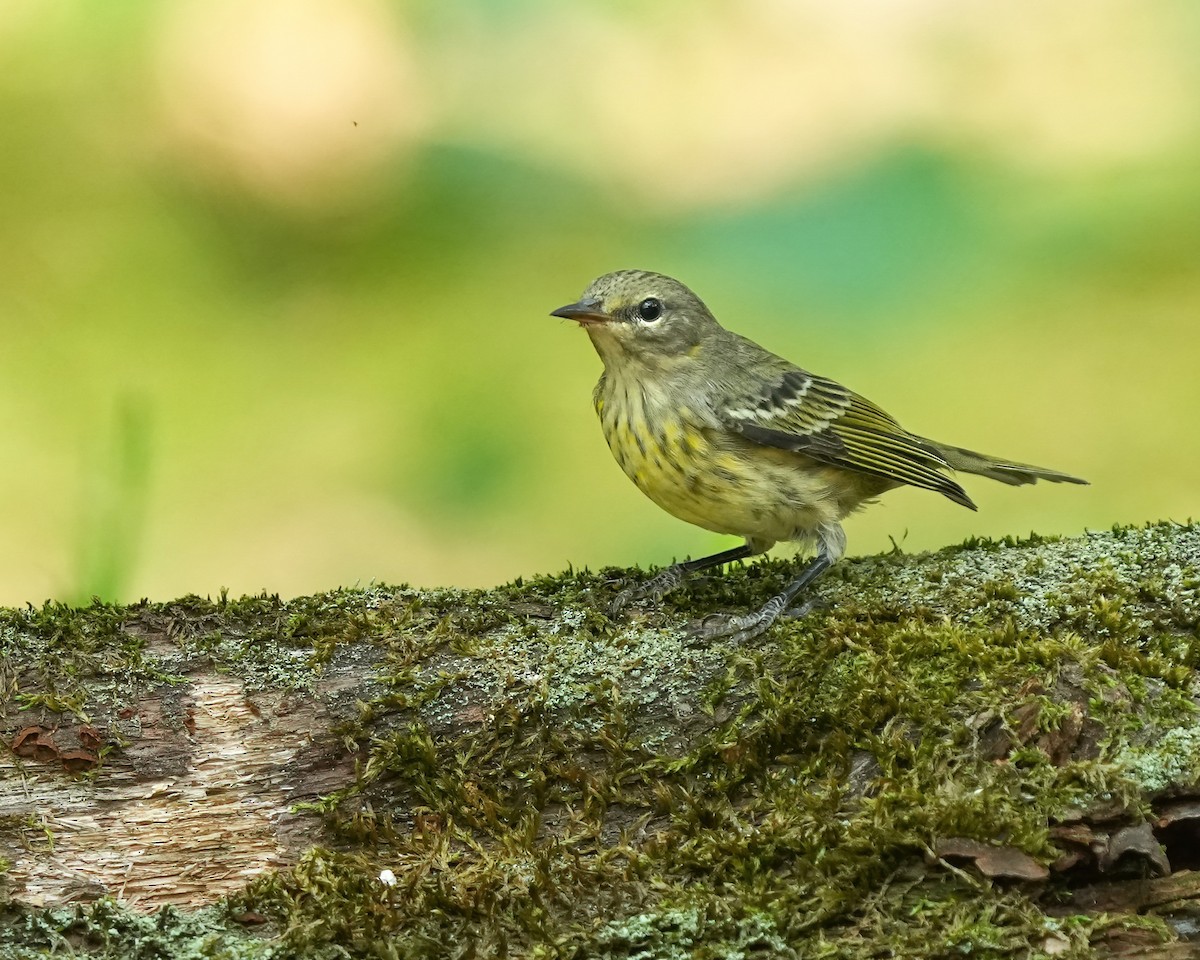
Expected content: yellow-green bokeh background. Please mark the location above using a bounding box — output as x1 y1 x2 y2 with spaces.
1 0 1197 604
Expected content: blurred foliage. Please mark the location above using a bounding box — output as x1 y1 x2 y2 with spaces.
0 0 1197 602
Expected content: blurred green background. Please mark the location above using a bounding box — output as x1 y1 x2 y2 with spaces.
1 0 1197 604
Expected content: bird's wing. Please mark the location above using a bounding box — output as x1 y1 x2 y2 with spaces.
717 368 977 509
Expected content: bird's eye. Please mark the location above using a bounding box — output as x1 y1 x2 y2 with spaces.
636 298 662 322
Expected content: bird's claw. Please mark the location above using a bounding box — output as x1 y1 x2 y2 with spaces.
684 610 775 644
783 599 822 620
609 555 826 639
608 565 687 618
685 598 818 644
607 585 646 618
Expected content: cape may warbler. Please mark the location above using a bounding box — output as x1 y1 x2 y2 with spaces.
552 269 1086 642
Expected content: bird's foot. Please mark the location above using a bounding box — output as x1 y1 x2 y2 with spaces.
686 597 818 644
609 563 689 618
782 600 822 620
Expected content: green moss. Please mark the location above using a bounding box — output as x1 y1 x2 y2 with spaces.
0 899 269 960
2 522 1199 957
1114 719 1200 792
0 599 156 721
588 905 794 960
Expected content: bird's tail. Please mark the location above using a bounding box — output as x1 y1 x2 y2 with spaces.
927 441 1088 488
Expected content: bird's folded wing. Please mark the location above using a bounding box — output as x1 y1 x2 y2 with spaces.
718 368 976 508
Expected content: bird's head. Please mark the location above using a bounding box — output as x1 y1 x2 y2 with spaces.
551 270 721 369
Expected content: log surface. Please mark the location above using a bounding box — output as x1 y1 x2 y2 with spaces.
2 523 1199 958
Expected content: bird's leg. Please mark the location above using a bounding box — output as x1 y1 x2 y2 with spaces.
609 543 754 617
687 549 834 644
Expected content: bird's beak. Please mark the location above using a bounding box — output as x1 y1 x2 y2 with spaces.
550 297 612 325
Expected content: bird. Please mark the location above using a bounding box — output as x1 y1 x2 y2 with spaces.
551 269 1087 643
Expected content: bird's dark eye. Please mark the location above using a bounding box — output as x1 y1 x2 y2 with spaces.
636 298 662 322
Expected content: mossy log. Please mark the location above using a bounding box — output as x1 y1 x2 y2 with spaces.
2 523 1199 959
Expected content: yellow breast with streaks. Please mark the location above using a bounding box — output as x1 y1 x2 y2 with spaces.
594 372 845 546
596 380 767 537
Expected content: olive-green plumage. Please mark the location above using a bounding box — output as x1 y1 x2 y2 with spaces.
552 269 1086 641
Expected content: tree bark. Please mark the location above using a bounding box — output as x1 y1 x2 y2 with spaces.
2 523 1199 958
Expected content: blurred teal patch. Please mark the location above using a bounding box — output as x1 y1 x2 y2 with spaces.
659 149 993 323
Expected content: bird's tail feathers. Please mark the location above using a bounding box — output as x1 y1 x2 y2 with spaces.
928 441 1088 487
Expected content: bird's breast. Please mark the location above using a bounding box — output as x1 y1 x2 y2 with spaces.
593 373 843 543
